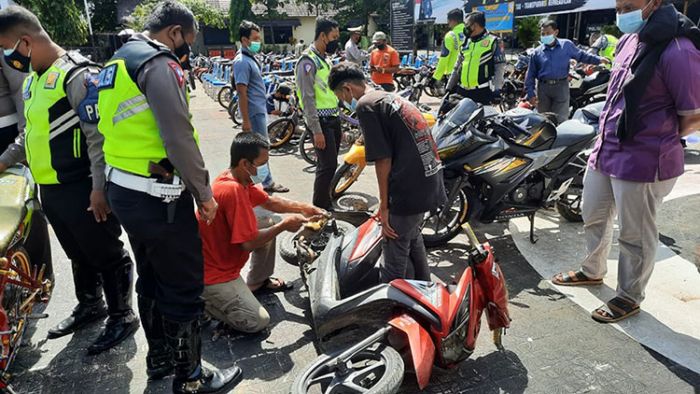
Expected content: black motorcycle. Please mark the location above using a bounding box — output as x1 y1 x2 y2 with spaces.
422 99 597 247
569 66 610 116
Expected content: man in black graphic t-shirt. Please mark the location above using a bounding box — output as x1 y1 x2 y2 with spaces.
329 62 446 282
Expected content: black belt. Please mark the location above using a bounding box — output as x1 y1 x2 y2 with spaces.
540 78 568 85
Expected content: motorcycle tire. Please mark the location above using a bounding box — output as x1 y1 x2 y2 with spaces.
298 129 318 166
228 101 243 126
217 86 233 109
422 188 469 248
268 118 296 149
556 185 583 222
279 220 356 266
330 162 363 200
292 343 404 394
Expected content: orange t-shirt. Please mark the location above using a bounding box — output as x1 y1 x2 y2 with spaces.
370 46 400 85
197 170 269 285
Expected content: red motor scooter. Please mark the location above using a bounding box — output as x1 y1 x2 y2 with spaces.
290 214 511 393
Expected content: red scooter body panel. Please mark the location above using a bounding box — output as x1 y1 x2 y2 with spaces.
476 244 511 330
389 314 435 390
390 279 451 335
348 218 382 262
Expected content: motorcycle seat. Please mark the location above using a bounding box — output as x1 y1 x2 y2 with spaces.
0 171 28 252
553 120 596 148
582 104 602 120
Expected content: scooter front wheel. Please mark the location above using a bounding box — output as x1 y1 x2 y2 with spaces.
331 162 364 200
292 343 404 394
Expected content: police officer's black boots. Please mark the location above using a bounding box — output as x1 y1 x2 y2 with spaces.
87 260 140 354
164 318 243 394
137 295 174 380
47 264 107 339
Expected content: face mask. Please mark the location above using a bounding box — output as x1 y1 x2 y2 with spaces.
540 34 555 46
249 41 262 53
616 3 653 34
344 97 358 112
325 38 339 54
3 39 31 73
245 161 269 184
174 30 191 70
377 43 387 50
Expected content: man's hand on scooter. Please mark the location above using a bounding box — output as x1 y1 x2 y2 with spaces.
378 206 398 239
282 214 308 232
300 205 328 219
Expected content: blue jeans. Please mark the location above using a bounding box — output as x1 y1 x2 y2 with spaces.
249 112 273 187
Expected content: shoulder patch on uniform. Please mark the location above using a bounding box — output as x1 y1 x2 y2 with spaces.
44 71 60 89
481 40 491 47
168 61 185 87
97 64 117 90
23 75 33 100
77 74 100 124
303 62 313 74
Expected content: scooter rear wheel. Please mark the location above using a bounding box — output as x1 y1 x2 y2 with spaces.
292 343 404 394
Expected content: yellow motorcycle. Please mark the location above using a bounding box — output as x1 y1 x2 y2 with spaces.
330 112 437 200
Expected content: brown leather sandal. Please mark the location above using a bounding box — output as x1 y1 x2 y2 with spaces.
592 297 640 323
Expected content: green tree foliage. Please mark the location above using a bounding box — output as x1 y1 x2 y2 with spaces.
128 0 226 31
16 0 88 45
229 0 253 42
515 16 541 49
89 0 119 33
335 0 390 32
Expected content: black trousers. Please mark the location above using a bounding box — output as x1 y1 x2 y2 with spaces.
0 123 19 153
454 86 493 106
313 116 342 210
39 178 131 300
107 183 204 322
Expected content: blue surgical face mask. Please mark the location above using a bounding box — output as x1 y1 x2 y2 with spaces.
344 98 358 112
248 163 269 184
616 3 653 34
540 34 555 46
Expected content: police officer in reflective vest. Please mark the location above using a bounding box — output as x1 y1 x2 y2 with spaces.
295 17 341 210
433 8 465 83
590 32 619 65
0 6 139 354
449 11 505 105
96 2 241 392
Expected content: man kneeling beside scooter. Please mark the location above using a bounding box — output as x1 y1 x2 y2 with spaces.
196 133 326 333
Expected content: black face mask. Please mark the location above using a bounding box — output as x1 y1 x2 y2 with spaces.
174 31 191 70
3 39 31 73
377 43 387 50
325 39 339 54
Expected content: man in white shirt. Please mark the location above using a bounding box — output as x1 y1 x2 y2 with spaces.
344 26 367 66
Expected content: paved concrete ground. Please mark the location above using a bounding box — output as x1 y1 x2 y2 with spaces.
9 92 700 393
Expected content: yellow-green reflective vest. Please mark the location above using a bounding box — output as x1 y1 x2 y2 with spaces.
434 23 465 80
97 40 199 177
460 34 497 90
295 49 339 115
24 58 91 185
601 34 618 63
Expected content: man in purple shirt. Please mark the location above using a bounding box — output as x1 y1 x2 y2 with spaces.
553 0 700 323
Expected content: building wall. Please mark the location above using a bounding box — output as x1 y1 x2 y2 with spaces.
293 16 318 46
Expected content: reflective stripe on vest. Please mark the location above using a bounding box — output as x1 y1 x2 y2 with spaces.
460 35 495 90
97 58 199 177
23 59 90 185
295 49 339 114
